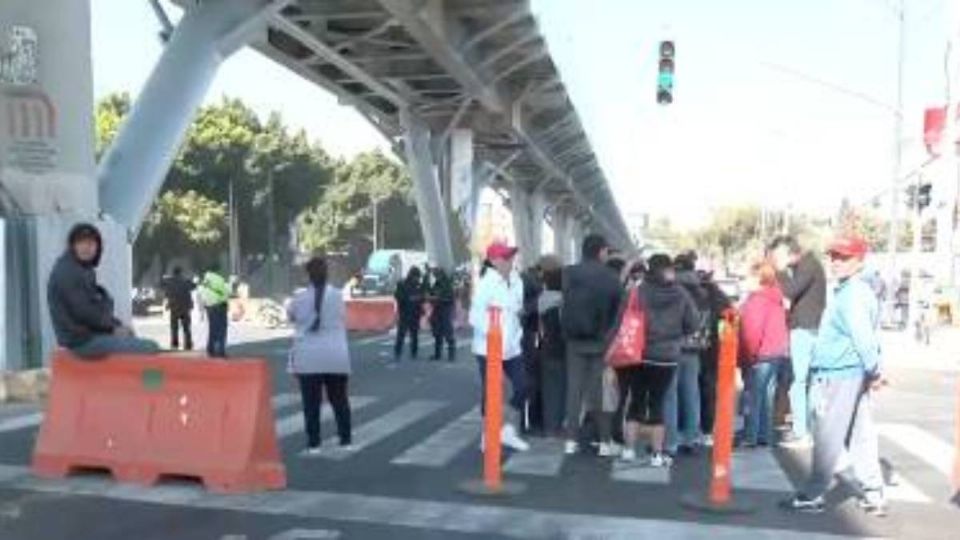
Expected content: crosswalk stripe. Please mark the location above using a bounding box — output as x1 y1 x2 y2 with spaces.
0 412 43 434
881 476 932 504
320 400 446 460
275 396 378 439
504 438 566 476
610 461 670 484
391 406 481 467
878 423 954 477
732 450 793 492
271 393 300 410
0 464 872 540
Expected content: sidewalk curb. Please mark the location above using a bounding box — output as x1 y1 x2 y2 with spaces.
0 369 51 403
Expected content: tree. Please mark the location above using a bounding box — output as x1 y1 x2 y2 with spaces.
134 190 228 279
94 92 130 159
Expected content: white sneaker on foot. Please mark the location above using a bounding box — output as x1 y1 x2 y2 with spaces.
598 442 618 458
649 452 673 468
564 439 579 455
620 448 637 462
501 424 530 452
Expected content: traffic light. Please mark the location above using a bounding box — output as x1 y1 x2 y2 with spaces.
917 182 932 210
905 184 917 209
657 40 675 105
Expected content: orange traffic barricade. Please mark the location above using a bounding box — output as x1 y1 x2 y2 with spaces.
682 308 754 513
32 351 286 493
344 297 397 333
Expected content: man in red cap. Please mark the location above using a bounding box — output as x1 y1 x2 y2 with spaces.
782 234 887 516
468 240 530 452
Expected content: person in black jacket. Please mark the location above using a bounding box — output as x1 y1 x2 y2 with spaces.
619 254 699 467
697 271 731 444
47 223 159 359
538 265 566 437
769 236 827 447
427 267 456 362
394 267 425 362
161 266 196 350
561 234 623 457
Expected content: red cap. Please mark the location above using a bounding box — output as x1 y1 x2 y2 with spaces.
486 240 518 261
827 234 869 259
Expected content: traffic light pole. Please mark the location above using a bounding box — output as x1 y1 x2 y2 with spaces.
887 0 906 291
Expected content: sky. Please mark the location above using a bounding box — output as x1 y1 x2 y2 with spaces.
90 0 950 230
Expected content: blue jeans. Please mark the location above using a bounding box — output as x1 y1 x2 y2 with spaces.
789 329 817 438
475 356 526 416
665 353 701 452
744 358 784 445
206 303 228 358
70 334 160 359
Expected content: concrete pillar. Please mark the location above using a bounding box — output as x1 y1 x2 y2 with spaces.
449 128 475 240
98 0 272 234
400 109 455 270
510 184 546 269
572 220 586 263
552 207 575 265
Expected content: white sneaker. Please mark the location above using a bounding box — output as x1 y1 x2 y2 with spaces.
501 424 530 452
702 434 714 447
564 440 579 455
299 447 322 458
620 448 638 462
649 452 673 468
598 442 618 458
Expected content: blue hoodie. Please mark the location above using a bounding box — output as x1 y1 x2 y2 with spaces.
810 272 881 379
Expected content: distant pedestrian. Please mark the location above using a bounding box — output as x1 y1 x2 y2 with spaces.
769 235 827 448
538 265 566 437
162 266 196 350
561 234 622 457
521 264 545 433
287 256 352 455
697 271 731 446
47 223 160 358
394 267 425 361
469 242 529 452
738 261 789 448
427 267 457 362
199 264 231 358
781 234 887 516
620 254 699 467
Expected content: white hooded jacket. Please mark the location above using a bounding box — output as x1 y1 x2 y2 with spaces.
469 268 524 360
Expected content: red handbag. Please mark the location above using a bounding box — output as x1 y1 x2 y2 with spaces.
605 288 646 368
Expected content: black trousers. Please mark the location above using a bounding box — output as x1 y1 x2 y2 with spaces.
430 305 456 360
169 312 192 350
394 317 420 359
206 303 228 358
297 373 351 448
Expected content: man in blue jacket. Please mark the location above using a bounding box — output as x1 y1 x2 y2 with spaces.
781 234 886 516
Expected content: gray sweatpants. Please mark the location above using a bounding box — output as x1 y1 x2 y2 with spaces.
802 373 883 498
565 340 609 440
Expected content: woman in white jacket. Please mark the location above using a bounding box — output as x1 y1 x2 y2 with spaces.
469 241 530 452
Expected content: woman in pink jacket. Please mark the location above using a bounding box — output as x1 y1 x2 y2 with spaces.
738 261 790 448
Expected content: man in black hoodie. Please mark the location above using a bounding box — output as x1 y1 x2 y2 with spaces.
561 234 623 457
47 223 160 359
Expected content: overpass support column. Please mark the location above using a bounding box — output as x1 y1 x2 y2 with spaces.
510 184 545 269
400 109 455 270
98 0 275 234
552 207 575 264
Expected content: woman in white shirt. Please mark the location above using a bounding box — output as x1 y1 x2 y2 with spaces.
469 241 530 452
287 256 352 455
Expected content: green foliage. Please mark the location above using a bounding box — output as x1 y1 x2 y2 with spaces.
94 92 130 159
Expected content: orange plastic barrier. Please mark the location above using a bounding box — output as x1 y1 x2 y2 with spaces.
710 308 740 505
32 352 286 494
484 308 504 491
345 298 397 332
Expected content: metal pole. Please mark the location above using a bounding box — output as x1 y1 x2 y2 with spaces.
909 176 924 329
267 168 276 296
888 0 906 286
372 198 379 252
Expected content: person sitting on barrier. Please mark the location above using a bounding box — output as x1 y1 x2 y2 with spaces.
470 241 530 452
736 261 789 449
394 267 425 362
781 234 887 516
619 254 699 467
47 223 160 359
287 256 352 455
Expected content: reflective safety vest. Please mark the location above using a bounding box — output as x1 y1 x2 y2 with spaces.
200 271 231 307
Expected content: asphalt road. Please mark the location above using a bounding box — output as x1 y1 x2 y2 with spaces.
0 320 956 540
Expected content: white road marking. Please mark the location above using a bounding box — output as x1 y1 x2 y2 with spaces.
610 461 670 484
271 393 301 410
878 423 954 477
320 400 446 460
503 438 566 477
269 529 341 540
732 450 793 492
274 397 378 439
0 464 871 540
391 406 481 467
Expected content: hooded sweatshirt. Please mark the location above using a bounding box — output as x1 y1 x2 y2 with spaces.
47 223 120 348
639 278 700 364
469 268 524 360
738 285 789 365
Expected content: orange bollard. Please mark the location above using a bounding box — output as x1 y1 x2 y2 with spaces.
459 307 525 497
483 308 504 491
953 379 960 506
681 308 754 513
